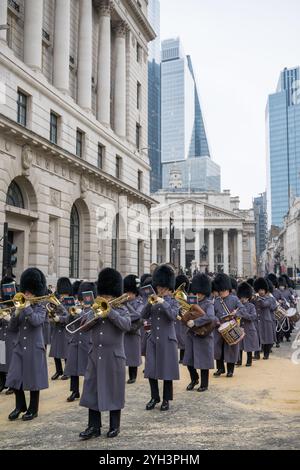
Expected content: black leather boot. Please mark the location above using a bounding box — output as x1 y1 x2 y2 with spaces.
67 392 80 402
8 407 27 421
146 398 160 410
160 400 169 411
186 380 199 391
79 427 101 440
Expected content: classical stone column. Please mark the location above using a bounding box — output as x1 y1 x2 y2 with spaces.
0 0 7 43
208 229 215 273
151 230 157 264
195 230 201 268
77 0 92 111
114 22 127 138
24 0 43 71
53 0 70 93
180 231 186 269
237 230 243 277
223 229 229 274
97 2 111 125
165 233 170 263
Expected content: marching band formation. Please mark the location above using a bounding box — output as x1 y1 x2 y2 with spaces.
0 265 299 440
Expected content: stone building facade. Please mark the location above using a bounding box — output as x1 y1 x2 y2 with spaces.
151 190 257 278
0 0 156 283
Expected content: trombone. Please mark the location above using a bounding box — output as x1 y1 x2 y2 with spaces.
66 294 130 335
0 306 14 319
12 293 60 310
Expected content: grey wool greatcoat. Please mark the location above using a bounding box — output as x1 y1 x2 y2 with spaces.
254 296 276 345
64 309 92 377
5 304 49 391
0 317 17 373
42 312 51 346
214 294 247 364
182 298 215 370
175 318 187 350
49 305 68 359
80 305 131 412
142 296 180 381
239 302 260 353
124 297 143 367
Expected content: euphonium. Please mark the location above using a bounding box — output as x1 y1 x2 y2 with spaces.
174 283 188 302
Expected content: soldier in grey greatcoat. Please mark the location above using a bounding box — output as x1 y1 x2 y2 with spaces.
123 275 143 384
236 282 259 367
174 274 190 363
0 277 17 394
79 268 131 441
142 265 180 412
252 278 277 360
183 274 215 392
64 281 94 402
49 277 72 380
5 268 48 421
213 274 247 378
139 274 152 357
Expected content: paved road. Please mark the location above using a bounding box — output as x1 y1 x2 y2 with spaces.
0 327 300 450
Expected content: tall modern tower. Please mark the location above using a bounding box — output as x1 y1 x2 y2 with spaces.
148 0 161 193
160 38 220 192
253 192 268 260
266 67 300 227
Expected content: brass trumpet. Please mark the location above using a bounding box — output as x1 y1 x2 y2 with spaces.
0 307 14 319
13 293 60 310
148 294 164 305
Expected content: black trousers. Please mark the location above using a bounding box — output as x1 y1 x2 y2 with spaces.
216 359 235 374
0 371 7 389
14 389 40 413
54 358 63 375
128 367 137 381
179 349 185 362
70 375 79 393
88 409 121 430
149 378 173 401
187 366 209 388
262 344 272 359
238 351 253 365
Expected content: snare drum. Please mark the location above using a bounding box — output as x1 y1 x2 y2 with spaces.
275 306 287 322
218 320 245 346
286 308 300 324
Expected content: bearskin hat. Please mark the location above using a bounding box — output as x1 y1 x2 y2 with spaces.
97 268 123 298
56 277 72 296
124 275 140 295
211 280 218 293
253 277 269 293
281 274 292 288
140 273 151 286
267 273 278 288
152 264 175 291
265 278 274 294
278 276 287 288
20 268 47 297
214 273 232 292
191 274 212 297
230 277 238 292
72 280 82 297
141 275 152 287
78 281 97 301
237 282 253 300
175 274 190 293
246 278 254 287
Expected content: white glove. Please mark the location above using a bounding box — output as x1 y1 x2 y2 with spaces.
157 297 164 304
187 320 195 328
54 315 60 323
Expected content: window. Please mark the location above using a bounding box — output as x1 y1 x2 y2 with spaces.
136 123 141 151
6 181 24 208
69 205 80 278
137 82 141 109
50 111 58 144
138 170 143 191
116 156 122 179
76 129 84 158
137 240 144 277
17 90 27 127
137 43 142 63
112 213 119 269
98 143 105 170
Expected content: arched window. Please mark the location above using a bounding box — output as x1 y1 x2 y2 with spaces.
6 181 25 208
69 204 80 278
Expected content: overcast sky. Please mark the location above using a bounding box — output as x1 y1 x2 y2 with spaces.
160 0 300 208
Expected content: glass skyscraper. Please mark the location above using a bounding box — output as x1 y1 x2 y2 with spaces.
253 192 268 259
160 37 219 192
148 0 161 193
266 67 300 227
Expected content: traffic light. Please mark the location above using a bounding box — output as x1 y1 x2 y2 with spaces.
8 242 18 268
